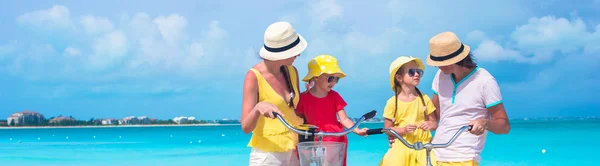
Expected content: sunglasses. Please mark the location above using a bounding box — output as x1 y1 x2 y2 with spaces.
407 68 424 77
326 76 340 83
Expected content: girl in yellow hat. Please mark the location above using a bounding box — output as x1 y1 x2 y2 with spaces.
296 54 369 166
379 56 439 166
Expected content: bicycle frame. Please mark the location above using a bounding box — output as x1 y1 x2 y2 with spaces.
366 125 472 166
273 110 377 141
272 110 377 166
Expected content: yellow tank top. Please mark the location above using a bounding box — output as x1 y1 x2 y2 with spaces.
247 65 303 152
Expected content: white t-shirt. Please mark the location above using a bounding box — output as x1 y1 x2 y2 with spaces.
431 66 503 162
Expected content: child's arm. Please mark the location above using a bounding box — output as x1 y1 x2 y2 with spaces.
384 118 414 135
337 110 368 136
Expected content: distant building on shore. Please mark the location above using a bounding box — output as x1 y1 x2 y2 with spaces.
101 118 118 125
49 116 76 124
118 116 151 125
7 111 45 126
173 116 196 124
213 118 239 124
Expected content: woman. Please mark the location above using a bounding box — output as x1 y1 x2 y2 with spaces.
426 31 511 166
241 21 308 166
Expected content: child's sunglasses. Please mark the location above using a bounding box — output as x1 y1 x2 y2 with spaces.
407 68 424 77
326 76 340 83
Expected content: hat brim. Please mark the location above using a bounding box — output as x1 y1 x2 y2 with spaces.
259 34 308 61
426 44 471 67
389 57 425 91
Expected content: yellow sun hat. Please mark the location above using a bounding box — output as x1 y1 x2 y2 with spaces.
302 55 346 82
389 56 425 91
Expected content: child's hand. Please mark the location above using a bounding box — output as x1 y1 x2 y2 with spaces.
404 124 417 133
355 128 369 137
304 81 314 93
419 121 438 131
387 135 395 148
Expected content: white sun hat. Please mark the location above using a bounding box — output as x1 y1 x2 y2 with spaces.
259 21 308 61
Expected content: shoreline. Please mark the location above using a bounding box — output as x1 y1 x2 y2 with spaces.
0 123 241 129
0 122 386 129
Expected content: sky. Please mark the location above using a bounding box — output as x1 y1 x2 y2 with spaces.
0 0 599 120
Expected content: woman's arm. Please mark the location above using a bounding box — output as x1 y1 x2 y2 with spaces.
241 70 260 134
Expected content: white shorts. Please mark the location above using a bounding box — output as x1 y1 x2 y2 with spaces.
249 148 300 166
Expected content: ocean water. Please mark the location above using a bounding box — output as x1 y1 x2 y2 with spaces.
1 119 598 166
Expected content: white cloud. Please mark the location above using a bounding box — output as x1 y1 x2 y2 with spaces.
504 52 599 103
180 42 205 73
584 24 600 54
9 44 58 74
344 31 391 55
469 16 600 64
63 47 81 57
128 13 159 40
189 42 204 58
312 0 343 28
16 5 73 30
79 15 114 35
88 30 128 70
510 16 588 61
205 21 227 40
466 30 486 44
153 14 188 45
473 40 522 63
0 41 23 57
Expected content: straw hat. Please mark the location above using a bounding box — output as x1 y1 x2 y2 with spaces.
389 56 425 91
302 55 346 82
259 22 308 61
426 31 471 66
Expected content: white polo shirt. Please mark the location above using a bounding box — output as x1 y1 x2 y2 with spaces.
431 66 503 163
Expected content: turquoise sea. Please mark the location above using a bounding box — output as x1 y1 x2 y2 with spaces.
1 118 598 166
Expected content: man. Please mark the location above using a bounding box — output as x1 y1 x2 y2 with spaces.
426 31 510 166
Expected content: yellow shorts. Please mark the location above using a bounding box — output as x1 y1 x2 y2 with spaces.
437 160 478 166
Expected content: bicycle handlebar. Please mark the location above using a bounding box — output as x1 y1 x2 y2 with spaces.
366 125 473 150
272 110 377 137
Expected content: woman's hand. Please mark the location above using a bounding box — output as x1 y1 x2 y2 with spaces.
468 118 489 135
253 102 283 119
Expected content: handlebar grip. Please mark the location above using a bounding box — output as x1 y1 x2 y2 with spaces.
366 128 384 135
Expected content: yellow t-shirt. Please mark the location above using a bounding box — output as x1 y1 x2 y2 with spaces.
379 94 438 166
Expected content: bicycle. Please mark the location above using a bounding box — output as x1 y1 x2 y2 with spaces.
272 110 377 166
366 125 473 166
